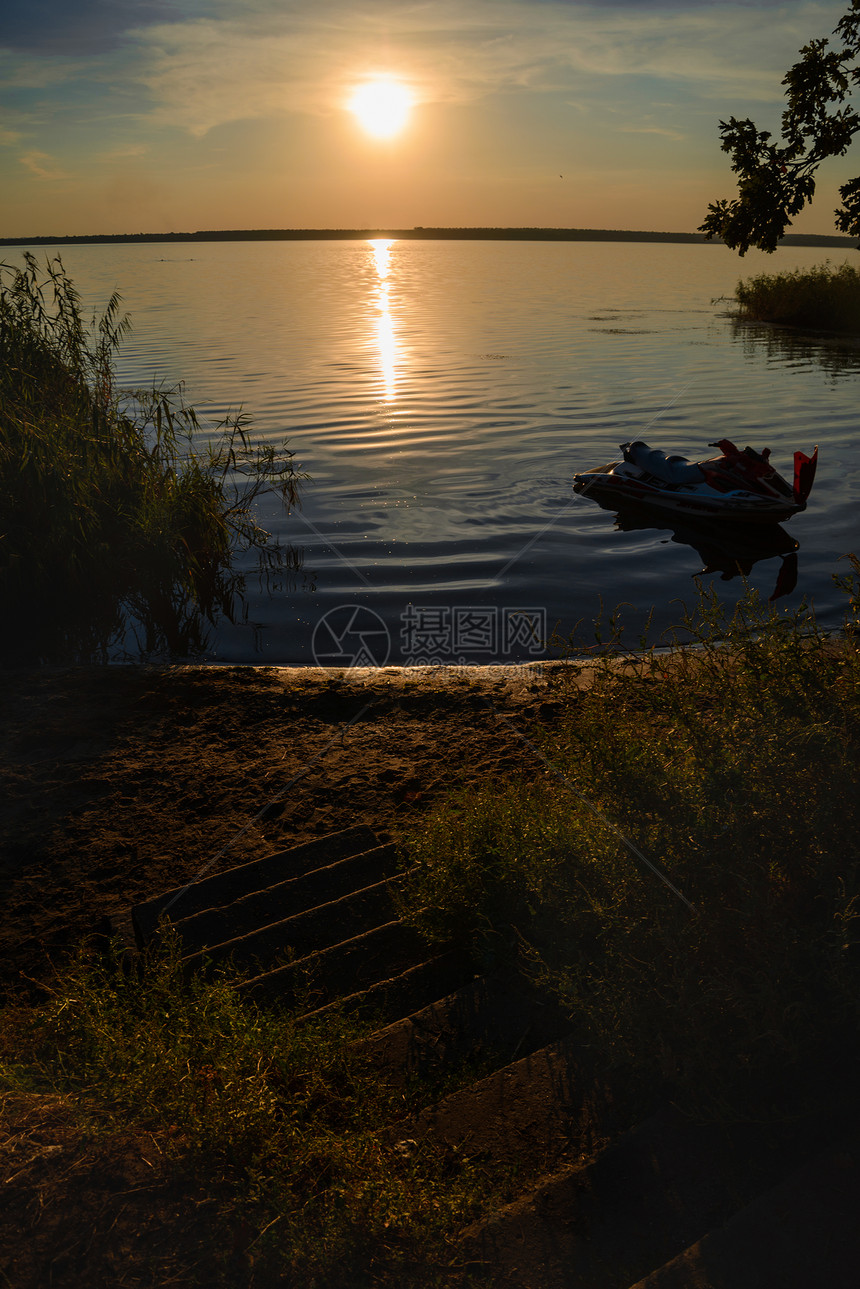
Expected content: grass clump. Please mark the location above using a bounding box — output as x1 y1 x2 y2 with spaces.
401 570 860 1111
0 253 305 659
0 931 494 1287
733 259 860 331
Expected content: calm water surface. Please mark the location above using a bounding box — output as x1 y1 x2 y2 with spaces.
21 238 860 663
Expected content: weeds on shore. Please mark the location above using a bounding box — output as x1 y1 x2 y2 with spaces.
0 930 492 1287
0 253 305 661
1 579 860 1281
732 260 860 331
402 567 860 1109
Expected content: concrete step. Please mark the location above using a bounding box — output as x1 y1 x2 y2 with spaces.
627 1127 860 1289
458 1104 797 1289
402 1035 616 1175
301 950 476 1027
131 824 380 946
238 917 435 1012
167 843 400 956
361 971 572 1089
180 873 406 974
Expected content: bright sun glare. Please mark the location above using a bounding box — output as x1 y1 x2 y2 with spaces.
348 79 413 139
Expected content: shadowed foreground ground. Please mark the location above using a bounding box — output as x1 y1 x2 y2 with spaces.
0 663 554 987
2 662 858 1289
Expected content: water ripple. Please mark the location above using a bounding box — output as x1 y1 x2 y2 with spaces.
27 238 860 661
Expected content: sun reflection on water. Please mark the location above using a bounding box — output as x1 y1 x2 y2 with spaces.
369 238 397 402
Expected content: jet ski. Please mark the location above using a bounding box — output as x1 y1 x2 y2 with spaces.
573 438 818 524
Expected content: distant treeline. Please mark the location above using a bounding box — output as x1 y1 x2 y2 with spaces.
1 226 858 248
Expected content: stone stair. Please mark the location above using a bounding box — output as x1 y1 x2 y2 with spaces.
130 826 475 1024
132 824 381 945
127 827 860 1289
456 1105 794 1288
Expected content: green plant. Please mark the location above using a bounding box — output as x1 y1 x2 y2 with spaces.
0 931 497 1286
731 260 860 330
701 2 860 252
401 576 860 1109
0 253 306 659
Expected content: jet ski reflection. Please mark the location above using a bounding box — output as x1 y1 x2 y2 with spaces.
598 497 800 601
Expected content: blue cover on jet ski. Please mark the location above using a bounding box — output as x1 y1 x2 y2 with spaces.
621 441 705 485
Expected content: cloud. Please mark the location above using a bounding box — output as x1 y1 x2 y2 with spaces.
94 142 151 161
0 125 23 144
0 0 177 55
127 0 842 137
619 125 687 141
0 48 89 90
19 150 71 179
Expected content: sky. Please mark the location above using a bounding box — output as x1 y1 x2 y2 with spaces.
1 0 858 237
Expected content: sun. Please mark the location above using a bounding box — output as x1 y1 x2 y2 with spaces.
348 79 413 139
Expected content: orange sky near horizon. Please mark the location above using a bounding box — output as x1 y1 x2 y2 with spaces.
1 1 857 241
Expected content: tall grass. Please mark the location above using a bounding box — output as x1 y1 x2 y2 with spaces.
0 253 305 658
733 259 860 331
402 569 860 1110
0 931 494 1287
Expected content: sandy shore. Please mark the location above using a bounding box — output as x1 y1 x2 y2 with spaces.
0 663 571 986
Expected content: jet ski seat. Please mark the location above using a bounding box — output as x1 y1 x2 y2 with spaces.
621 441 704 485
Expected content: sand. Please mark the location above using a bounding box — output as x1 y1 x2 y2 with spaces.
0 662 563 986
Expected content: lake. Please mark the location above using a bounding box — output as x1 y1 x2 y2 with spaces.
14 237 860 664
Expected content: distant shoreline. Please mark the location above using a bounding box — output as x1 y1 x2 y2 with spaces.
1 226 857 249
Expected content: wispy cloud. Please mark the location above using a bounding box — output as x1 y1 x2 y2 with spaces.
94 141 150 162
126 0 840 137
19 149 71 179
0 48 90 90
619 124 687 141
0 126 23 145
0 0 175 56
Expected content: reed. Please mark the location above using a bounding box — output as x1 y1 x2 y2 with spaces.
733 259 860 331
0 254 304 658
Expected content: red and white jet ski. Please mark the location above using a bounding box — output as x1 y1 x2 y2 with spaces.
573 439 818 524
